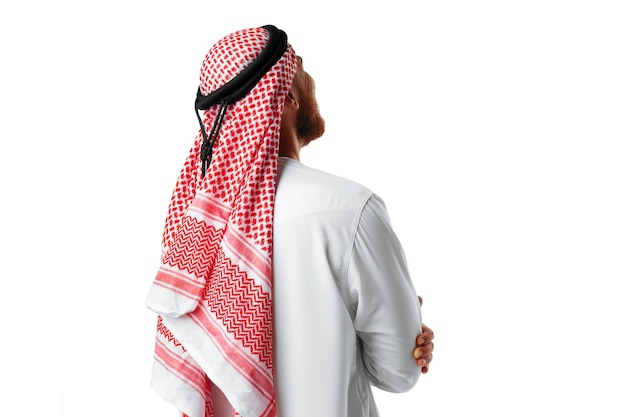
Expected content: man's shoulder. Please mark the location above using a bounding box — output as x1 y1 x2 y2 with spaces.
276 158 374 216
278 157 373 198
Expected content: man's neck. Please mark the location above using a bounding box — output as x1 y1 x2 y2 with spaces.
278 132 301 161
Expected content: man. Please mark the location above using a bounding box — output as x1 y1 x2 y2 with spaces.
146 25 434 417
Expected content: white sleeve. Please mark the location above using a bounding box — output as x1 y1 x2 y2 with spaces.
346 194 422 392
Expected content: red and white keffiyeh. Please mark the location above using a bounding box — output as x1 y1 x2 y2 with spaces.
146 26 297 417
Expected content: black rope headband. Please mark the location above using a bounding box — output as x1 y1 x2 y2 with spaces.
195 25 289 178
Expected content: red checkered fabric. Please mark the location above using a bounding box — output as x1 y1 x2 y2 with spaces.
146 26 297 417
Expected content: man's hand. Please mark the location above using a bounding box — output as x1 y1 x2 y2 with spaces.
413 296 434 374
413 323 434 373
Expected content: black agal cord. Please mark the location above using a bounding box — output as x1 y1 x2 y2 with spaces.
194 25 288 178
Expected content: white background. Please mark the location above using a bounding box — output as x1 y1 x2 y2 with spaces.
1 1 625 416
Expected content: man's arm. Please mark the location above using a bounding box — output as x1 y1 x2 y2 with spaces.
346 195 423 392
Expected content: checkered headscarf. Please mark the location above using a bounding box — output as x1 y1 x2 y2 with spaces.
146 25 297 417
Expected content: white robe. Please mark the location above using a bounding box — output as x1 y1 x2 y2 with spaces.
242 157 422 417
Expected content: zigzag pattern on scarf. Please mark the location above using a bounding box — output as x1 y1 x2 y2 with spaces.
156 316 186 352
163 216 225 280
205 249 273 369
182 398 215 417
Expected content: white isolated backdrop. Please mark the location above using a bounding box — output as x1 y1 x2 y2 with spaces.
1 1 624 416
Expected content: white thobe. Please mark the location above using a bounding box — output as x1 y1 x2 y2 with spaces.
269 157 422 417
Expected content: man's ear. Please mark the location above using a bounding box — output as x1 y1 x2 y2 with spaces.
285 90 300 110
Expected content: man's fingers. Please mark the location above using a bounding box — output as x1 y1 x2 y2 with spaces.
415 353 433 368
413 342 434 359
416 323 434 345
414 320 434 373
